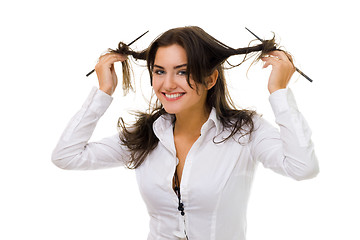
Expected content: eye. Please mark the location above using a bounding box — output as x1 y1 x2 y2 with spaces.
178 70 188 76
153 69 165 75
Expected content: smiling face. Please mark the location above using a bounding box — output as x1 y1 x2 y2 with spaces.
152 44 209 116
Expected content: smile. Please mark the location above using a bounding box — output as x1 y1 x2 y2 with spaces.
163 93 185 100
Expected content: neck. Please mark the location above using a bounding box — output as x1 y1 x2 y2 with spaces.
174 107 211 137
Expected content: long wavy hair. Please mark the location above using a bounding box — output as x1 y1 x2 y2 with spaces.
109 26 278 169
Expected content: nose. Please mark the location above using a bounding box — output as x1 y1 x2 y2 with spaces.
163 73 177 91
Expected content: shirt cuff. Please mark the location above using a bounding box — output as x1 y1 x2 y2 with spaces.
269 88 299 115
82 87 113 116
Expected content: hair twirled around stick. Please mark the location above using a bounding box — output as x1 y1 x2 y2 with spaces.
108 31 279 96
108 42 147 95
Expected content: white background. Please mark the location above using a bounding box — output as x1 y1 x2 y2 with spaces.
1 0 359 239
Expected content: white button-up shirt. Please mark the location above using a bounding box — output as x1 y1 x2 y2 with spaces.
52 87 319 240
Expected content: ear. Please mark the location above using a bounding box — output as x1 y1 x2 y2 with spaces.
206 69 218 90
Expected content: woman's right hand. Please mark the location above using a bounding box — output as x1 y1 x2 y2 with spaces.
94 53 128 96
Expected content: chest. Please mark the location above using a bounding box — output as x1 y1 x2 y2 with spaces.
135 136 257 213
173 134 200 185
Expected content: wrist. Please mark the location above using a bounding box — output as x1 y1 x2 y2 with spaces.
268 85 287 94
99 86 114 96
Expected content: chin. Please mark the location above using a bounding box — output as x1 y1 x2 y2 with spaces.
161 102 186 115
162 106 179 115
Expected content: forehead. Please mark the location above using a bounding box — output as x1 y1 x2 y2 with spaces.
154 44 187 66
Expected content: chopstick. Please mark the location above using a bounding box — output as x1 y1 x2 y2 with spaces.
86 30 149 77
245 27 313 82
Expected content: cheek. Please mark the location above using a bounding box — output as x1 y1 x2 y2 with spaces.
151 76 160 91
152 79 162 98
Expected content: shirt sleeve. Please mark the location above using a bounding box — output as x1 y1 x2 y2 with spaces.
249 88 319 180
51 87 130 170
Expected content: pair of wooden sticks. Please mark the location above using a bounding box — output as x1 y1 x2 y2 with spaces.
86 28 313 82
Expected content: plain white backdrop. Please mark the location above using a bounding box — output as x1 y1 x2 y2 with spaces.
1 0 359 239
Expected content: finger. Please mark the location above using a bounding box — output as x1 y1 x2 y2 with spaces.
99 52 128 64
268 50 294 65
110 63 115 72
284 52 294 64
267 50 287 60
110 64 117 77
261 56 281 69
100 53 127 62
110 65 118 83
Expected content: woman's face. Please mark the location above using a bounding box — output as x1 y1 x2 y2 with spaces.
152 44 208 116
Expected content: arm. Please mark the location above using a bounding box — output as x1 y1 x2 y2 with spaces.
250 88 319 180
51 87 130 170
52 52 130 170
249 50 319 180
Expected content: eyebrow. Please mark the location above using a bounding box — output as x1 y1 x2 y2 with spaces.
153 64 187 69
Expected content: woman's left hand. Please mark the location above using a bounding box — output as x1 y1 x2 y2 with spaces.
262 50 295 94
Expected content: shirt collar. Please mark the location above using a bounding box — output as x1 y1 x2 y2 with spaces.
152 112 176 155
153 108 223 141
201 108 222 136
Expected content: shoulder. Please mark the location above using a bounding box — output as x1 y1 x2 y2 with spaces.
210 109 261 144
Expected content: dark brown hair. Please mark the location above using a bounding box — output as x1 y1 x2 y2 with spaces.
110 26 278 169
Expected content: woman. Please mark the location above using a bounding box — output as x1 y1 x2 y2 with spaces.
52 26 319 240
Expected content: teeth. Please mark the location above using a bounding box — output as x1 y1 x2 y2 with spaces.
165 93 184 99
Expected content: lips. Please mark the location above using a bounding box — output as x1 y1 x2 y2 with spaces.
162 92 185 101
